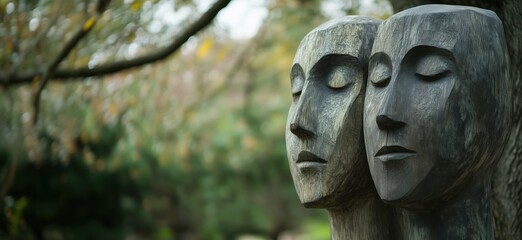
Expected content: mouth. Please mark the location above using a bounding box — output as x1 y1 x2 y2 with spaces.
296 151 327 169
375 145 416 162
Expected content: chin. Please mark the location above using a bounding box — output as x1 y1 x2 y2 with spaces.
296 180 349 209
378 181 442 211
375 177 416 204
294 175 332 208
300 193 338 209
301 198 326 208
378 187 405 202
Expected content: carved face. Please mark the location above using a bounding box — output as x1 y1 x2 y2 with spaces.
286 17 379 208
363 5 510 208
365 45 461 205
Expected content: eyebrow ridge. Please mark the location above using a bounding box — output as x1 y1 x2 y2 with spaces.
402 45 456 65
369 52 391 64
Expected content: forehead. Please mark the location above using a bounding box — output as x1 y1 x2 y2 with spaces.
293 19 375 74
371 5 500 63
371 12 459 63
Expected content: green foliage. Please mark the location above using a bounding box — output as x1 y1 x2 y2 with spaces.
301 217 330 239
6 196 28 238
0 119 146 239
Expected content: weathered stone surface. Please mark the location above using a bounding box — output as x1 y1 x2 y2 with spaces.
364 4 511 239
286 16 392 239
387 1 522 238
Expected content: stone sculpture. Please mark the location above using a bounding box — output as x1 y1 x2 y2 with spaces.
363 5 511 239
285 16 392 239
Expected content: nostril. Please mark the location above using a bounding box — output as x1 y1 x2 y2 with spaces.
290 123 299 133
376 114 405 130
290 123 315 139
376 115 393 124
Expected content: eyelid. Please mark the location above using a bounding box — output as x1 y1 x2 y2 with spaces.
327 66 355 90
369 52 392 88
291 77 303 90
414 53 453 78
371 76 390 87
415 69 450 82
290 64 305 96
291 77 304 97
369 64 391 88
416 65 450 76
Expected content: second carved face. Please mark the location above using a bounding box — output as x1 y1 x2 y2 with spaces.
363 5 510 209
286 17 380 208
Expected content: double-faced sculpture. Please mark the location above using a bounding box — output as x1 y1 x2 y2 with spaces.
286 16 392 239
364 5 510 239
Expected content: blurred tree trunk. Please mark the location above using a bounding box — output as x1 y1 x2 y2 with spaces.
388 1 522 239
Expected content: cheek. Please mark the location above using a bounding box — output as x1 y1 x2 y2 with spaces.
330 91 364 165
363 86 386 126
319 91 357 141
419 82 465 164
438 94 468 161
285 128 294 147
363 88 386 149
410 78 455 128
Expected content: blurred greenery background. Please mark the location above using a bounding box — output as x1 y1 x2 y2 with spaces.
0 0 391 239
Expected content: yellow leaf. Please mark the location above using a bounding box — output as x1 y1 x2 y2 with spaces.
131 1 142 11
83 17 97 31
196 38 213 59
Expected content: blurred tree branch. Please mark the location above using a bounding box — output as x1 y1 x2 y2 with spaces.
32 0 111 124
2 0 232 86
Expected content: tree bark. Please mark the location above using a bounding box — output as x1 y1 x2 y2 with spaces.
388 1 522 239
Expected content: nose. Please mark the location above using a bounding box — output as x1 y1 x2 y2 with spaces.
289 89 316 139
290 122 315 139
375 81 406 131
376 115 405 130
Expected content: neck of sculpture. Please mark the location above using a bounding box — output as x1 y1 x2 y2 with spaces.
397 176 494 240
327 197 392 240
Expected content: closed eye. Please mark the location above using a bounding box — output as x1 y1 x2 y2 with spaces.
290 64 305 99
371 77 391 88
415 70 450 82
327 68 353 90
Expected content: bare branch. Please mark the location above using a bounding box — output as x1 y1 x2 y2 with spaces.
32 0 111 124
4 0 233 86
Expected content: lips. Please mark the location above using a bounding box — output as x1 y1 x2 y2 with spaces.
375 145 416 162
297 151 326 163
296 151 326 169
